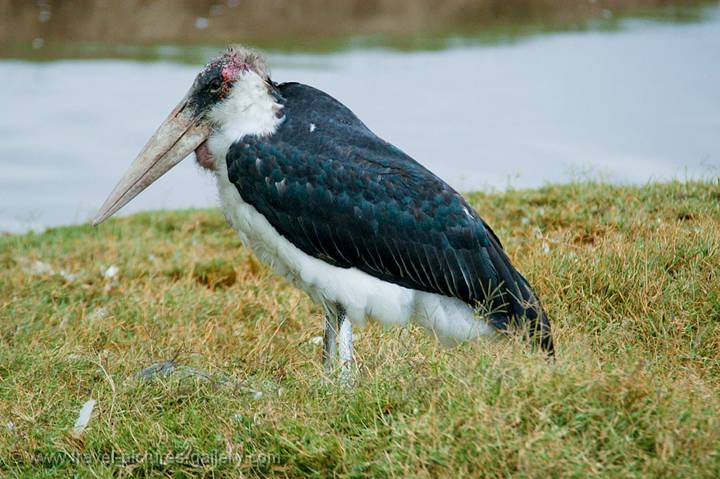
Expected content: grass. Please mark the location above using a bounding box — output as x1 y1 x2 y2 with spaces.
1 181 719 477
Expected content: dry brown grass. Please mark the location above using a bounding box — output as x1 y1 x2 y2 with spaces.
1 181 719 477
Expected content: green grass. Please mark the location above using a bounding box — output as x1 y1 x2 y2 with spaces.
1 181 719 477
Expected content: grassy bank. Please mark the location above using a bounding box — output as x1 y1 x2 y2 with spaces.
1 181 719 477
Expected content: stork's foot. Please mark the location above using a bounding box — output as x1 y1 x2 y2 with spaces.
322 304 355 386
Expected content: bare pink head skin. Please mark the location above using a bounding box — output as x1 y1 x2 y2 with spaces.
192 48 270 170
93 47 270 225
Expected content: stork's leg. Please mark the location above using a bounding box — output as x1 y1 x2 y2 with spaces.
337 310 354 384
322 310 338 371
322 304 354 381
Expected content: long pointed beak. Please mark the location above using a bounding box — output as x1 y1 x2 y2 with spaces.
92 97 210 226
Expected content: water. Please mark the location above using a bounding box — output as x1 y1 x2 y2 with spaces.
1 12 719 233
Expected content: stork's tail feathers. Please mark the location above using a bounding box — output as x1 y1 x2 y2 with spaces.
483 238 554 356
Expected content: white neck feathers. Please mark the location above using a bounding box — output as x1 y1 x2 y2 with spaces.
209 71 283 140
206 71 283 170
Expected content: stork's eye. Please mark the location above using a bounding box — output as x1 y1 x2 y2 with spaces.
209 78 222 93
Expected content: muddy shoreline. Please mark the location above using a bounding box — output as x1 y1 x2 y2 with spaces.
2 0 716 59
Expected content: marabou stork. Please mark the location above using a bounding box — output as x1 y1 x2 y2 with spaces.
94 47 554 373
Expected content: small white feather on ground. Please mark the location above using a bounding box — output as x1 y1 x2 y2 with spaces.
73 399 96 434
103 265 119 279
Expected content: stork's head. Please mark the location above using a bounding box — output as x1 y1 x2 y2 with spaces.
93 47 273 225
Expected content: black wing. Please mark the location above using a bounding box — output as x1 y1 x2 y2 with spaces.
227 82 552 352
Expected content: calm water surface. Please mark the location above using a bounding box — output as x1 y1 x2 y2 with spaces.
1 12 719 232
